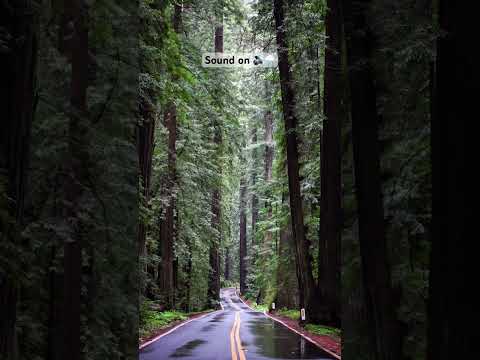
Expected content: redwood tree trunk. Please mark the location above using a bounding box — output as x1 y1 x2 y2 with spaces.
264 110 274 247
427 1 476 359
251 126 259 245
239 176 248 294
63 1 89 359
224 247 231 281
137 99 155 258
208 185 221 305
0 2 37 358
158 4 181 309
318 0 343 328
207 19 223 306
276 198 299 310
342 0 402 358
159 103 177 309
273 0 319 323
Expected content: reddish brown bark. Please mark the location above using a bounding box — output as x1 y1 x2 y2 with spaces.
428 1 476 358
224 247 231 281
273 0 320 323
158 3 181 309
342 0 403 358
137 100 155 257
276 212 299 310
318 0 343 327
264 111 274 183
62 1 89 359
0 2 38 358
239 176 248 294
159 103 177 309
207 19 223 306
263 111 274 247
251 126 259 245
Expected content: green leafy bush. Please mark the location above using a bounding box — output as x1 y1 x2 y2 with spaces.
277 308 300 320
250 302 269 312
305 324 341 338
140 303 187 339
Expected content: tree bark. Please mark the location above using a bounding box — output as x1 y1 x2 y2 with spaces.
158 3 181 309
239 176 248 294
62 1 89 359
251 126 259 245
273 0 319 323
263 110 274 248
137 98 155 258
318 0 343 328
0 3 37 358
276 198 299 310
207 18 223 307
224 247 230 281
342 0 403 358
264 111 274 184
427 1 476 359
159 103 177 309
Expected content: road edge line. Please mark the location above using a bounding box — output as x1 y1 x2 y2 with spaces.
234 289 257 312
139 309 222 350
235 290 340 360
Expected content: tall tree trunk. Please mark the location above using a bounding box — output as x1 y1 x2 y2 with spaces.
208 184 221 306
239 176 248 294
264 111 274 184
159 3 181 309
427 1 476 359
159 103 177 309
263 110 274 248
249 126 258 292
276 195 299 310
318 0 343 328
62 1 89 359
185 240 193 313
137 98 155 258
342 0 403 358
207 18 223 307
251 126 259 245
224 247 230 281
0 2 37 358
273 0 319 323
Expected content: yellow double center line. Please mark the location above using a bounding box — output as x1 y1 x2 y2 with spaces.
230 312 246 360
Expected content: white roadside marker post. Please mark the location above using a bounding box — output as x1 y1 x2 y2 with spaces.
272 302 276 310
301 308 306 321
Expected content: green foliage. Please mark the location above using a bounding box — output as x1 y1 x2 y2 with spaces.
276 308 300 321
305 324 341 339
12 1 140 359
140 0 244 313
140 301 188 339
245 300 269 313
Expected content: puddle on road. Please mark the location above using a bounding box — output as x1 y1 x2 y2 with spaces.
200 324 216 332
247 318 334 359
169 339 207 358
209 313 227 322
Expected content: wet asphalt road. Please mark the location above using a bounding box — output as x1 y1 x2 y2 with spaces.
139 288 335 360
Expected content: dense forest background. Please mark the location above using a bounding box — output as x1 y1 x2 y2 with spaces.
1 0 476 360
